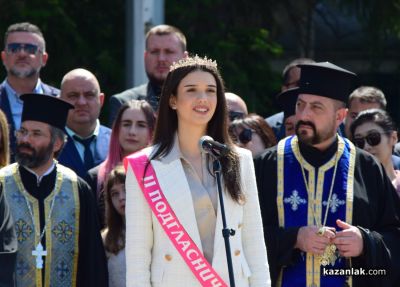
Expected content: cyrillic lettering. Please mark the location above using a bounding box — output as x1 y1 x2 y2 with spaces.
171 230 184 242
192 258 207 271
157 212 175 226
143 175 155 187
148 190 162 202
155 201 167 213
186 249 199 260
199 268 215 281
177 240 190 252
166 220 180 229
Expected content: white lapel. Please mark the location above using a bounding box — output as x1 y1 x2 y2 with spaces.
151 156 204 252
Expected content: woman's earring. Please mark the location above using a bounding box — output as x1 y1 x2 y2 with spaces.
171 105 176 110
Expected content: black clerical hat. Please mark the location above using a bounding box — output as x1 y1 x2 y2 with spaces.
297 62 357 103
277 87 299 118
20 93 74 130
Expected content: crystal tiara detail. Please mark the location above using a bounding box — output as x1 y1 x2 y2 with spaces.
169 55 218 72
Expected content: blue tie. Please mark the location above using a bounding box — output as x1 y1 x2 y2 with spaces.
73 135 95 171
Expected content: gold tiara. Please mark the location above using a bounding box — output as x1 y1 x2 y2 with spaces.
169 55 218 72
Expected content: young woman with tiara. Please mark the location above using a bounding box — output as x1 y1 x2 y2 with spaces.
124 55 270 286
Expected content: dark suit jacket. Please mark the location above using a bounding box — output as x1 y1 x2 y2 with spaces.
392 154 400 170
0 81 59 161
85 165 106 228
57 125 111 179
108 82 159 126
394 142 400 158
266 111 285 141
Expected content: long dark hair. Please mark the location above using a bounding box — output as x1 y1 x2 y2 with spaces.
103 165 126 254
97 100 155 195
149 57 243 203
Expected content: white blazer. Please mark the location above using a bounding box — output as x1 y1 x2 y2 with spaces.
125 145 270 287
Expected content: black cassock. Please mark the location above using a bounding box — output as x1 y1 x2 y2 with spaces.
0 182 17 287
19 165 108 287
254 140 400 287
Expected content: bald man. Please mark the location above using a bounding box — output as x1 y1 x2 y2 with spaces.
225 92 248 123
57 68 111 178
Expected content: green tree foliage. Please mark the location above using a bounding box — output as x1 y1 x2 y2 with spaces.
0 0 125 121
165 1 283 116
1 0 400 119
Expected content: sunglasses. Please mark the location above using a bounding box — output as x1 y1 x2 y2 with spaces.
237 128 254 145
353 132 388 149
6 43 41 55
229 111 244 122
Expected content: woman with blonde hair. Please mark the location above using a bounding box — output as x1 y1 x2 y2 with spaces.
0 110 10 167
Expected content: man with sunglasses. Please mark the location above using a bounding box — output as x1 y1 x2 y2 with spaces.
1 22 59 161
255 62 400 287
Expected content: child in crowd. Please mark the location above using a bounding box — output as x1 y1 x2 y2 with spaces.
102 165 126 287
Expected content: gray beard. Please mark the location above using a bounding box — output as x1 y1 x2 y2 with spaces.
8 66 40 79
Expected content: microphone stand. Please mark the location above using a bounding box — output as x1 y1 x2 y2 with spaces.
211 154 236 287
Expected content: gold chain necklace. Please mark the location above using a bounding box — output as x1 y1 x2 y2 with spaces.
298 143 339 266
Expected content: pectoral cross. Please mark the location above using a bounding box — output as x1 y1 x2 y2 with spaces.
32 242 47 269
318 244 337 266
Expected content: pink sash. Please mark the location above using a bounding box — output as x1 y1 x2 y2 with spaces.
125 152 228 287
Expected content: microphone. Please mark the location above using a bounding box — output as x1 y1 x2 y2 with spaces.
199 136 230 157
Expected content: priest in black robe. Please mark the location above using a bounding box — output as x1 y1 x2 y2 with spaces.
0 182 17 287
255 62 400 287
0 94 108 287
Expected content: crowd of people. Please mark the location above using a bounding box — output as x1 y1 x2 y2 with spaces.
0 21 399 287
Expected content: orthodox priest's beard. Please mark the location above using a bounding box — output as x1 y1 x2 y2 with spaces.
295 120 336 146
15 142 54 169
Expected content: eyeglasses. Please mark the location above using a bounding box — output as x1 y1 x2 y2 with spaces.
6 43 41 55
237 128 254 145
228 111 244 122
15 128 48 140
353 132 388 149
